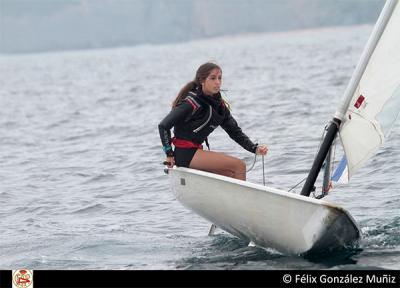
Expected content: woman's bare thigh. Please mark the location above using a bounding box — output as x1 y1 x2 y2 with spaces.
189 149 246 180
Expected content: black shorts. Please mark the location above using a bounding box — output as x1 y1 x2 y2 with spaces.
174 147 198 167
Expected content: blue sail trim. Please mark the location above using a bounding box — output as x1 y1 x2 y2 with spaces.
331 155 348 183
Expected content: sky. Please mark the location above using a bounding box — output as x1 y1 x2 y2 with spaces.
0 0 385 54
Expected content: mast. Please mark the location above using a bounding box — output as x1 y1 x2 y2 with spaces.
300 118 340 197
300 0 398 197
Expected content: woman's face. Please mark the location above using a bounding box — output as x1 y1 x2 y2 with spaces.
201 68 222 95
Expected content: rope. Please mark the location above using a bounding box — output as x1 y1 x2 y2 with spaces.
246 153 266 186
246 153 257 173
288 178 307 192
246 139 260 173
245 145 266 186
262 155 266 186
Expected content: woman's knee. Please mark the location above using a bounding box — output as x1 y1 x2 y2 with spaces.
234 158 246 171
231 158 246 180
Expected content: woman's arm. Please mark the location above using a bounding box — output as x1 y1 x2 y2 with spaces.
220 111 258 153
158 102 193 158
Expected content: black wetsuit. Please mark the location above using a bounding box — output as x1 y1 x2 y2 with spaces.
158 88 258 167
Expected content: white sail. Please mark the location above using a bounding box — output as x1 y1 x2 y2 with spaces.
338 0 400 180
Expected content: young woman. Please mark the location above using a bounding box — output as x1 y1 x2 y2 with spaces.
158 62 268 181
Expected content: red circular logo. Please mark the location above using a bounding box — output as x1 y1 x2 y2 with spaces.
12 269 33 288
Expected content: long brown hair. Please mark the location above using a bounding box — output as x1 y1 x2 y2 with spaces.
172 62 222 108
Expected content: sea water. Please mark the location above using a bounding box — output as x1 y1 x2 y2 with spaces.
1 25 399 269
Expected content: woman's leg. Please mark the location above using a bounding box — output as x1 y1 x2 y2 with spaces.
189 149 247 181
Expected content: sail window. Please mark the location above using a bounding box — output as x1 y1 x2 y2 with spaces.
376 85 400 137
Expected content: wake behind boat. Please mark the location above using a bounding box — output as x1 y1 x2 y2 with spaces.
168 167 360 255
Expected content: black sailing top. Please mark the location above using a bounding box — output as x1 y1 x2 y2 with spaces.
158 88 258 157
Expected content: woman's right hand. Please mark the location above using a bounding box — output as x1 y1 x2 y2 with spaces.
165 156 175 168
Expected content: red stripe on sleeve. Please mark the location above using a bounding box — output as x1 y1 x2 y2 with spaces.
186 98 197 110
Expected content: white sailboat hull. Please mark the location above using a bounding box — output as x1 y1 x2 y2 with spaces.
168 167 360 255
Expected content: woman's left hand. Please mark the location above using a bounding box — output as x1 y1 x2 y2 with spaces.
256 145 268 156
